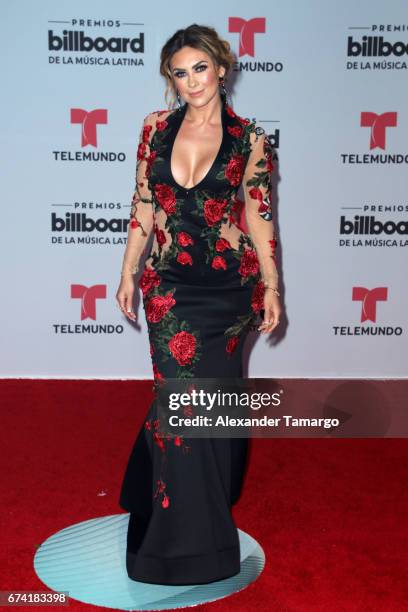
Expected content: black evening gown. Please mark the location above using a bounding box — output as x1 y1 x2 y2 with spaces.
119 93 276 585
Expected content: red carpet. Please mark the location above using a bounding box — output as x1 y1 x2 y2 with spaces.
1 379 407 611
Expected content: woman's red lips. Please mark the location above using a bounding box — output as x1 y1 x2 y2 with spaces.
189 90 204 97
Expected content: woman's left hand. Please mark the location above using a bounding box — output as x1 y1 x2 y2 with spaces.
258 290 281 334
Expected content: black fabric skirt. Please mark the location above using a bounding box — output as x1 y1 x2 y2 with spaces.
119 262 257 585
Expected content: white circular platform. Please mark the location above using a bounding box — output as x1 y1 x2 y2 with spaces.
33 514 265 610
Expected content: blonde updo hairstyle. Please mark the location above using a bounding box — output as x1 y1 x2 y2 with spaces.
159 24 235 109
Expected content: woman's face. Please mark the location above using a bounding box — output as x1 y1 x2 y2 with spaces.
169 45 225 108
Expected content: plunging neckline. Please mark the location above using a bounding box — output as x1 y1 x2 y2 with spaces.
169 102 226 192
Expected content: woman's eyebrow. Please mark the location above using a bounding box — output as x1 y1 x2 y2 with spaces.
172 60 208 72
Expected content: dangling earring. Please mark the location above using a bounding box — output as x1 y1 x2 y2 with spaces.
219 76 231 107
176 90 182 109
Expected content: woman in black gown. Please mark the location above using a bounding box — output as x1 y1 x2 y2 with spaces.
116 24 281 585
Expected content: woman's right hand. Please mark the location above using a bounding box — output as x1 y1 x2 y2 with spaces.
116 275 137 322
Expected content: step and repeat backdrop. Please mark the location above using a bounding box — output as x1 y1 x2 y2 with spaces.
1 0 407 378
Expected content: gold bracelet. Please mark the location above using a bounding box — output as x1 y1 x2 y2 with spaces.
265 287 280 296
120 264 139 277
263 280 280 296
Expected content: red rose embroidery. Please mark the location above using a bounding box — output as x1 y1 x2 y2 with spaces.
145 150 157 177
155 478 165 492
177 231 194 247
251 281 265 313
226 336 239 354
227 196 245 230
156 119 168 131
154 184 177 215
203 198 228 226
249 187 263 202
177 251 193 266
162 493 170 508
225 104 236 118
154 225 167 247
227 125 243 138
225 154 245 187
153 362 164 383
154 477 170 508
238 248 260 278
137 141 147 160
142 124 152 143
146 292 176 323
139 268 161 296
168 331 196 366
153 431 165 452
174 436 182 446
130 219 140 229
215 238 231 252
212 256 227 270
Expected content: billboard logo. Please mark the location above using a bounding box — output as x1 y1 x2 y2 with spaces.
346 26 407 72
48 30 145 54
348 36 408 58
340 215 408 236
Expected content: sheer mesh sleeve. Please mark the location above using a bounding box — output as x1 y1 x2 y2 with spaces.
243 127 279 290
120 113 156 277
